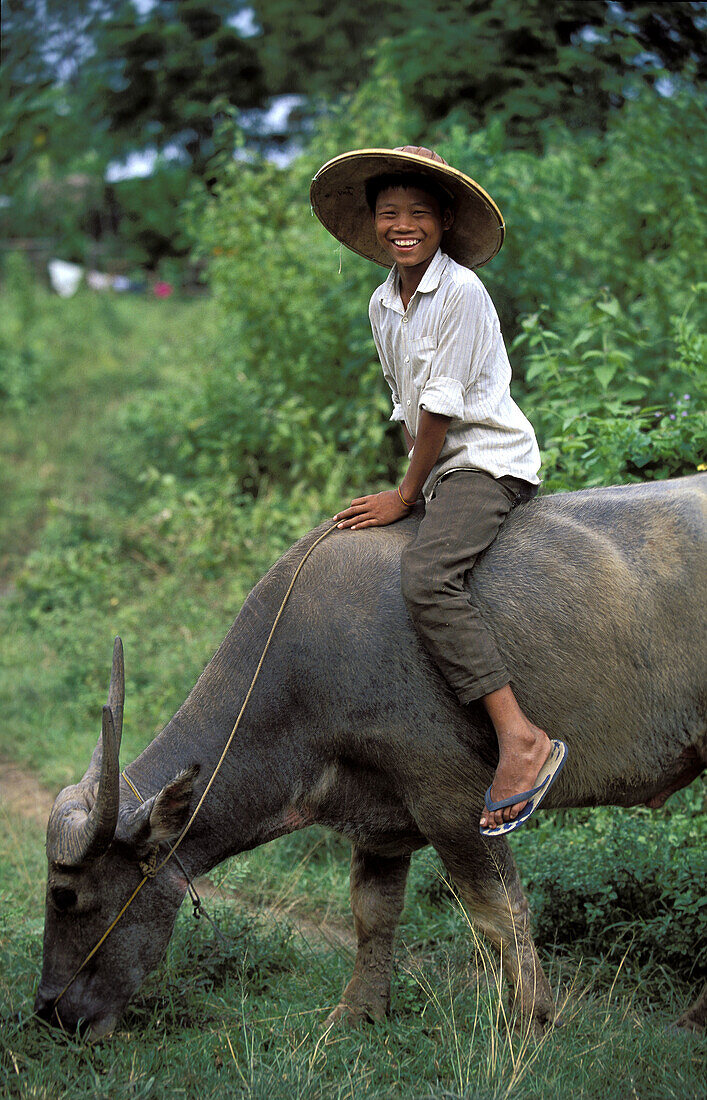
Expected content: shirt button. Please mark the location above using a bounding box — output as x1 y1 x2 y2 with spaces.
404 356 410 363
402 316 408 323
406 399 411 406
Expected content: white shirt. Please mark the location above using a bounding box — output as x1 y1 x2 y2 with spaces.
369 249 541 500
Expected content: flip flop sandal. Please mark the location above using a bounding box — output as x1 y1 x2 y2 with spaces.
479 739 568 837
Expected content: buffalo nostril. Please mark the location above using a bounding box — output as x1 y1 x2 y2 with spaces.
34 995 59 1026
34 995 98 1037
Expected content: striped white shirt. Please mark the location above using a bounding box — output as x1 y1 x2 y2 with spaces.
369 249 541 500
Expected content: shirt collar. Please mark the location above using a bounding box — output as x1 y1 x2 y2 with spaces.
417 248 448 293
380 265 401 311
379 248 449 312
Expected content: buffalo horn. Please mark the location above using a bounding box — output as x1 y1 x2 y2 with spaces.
46 643 124 865
106 636 124 750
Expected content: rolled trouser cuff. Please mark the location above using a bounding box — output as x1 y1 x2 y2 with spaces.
457 670 511 705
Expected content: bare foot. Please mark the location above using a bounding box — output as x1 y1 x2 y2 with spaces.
478 685 554 830
479 721 553 830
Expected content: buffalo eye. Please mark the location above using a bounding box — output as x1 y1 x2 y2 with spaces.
52 886 77 911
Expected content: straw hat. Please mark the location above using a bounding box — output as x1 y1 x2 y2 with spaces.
310 146 505 269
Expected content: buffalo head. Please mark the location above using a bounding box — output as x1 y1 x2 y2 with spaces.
35 639 199 1037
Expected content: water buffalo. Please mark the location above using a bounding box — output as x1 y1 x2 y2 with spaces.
36 475 706 1038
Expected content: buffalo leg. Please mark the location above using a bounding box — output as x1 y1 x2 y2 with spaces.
325 847 410 1027
431 831 554 1034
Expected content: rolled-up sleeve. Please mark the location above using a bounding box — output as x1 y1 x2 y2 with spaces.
419 280 489 420
419 376 464 419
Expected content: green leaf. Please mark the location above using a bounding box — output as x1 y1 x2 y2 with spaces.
570 328 596 349
594 364 617 388
596 299 621 319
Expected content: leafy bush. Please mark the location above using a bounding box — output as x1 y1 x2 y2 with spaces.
170 81 705 510
107 78 414 508
515 791 707 980
92 80 706 559
516 291 706 490
440 88 707 359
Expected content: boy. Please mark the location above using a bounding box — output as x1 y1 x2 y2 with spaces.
310 146 567 835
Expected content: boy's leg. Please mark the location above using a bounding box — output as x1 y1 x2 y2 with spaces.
399 470 552 830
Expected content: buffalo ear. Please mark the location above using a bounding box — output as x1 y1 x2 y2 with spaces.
118 765 200 854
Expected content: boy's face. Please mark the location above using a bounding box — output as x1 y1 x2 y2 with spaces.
373 185 453 275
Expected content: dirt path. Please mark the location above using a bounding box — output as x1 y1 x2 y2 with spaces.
0 758 356 952
0 759 55 824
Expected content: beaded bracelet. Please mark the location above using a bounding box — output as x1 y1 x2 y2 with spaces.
397 485 415 508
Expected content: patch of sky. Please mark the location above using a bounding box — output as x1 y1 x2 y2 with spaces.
132 0 260 35
228 7 261 37
240 95 306 135
579 26 608 45
106 143 183 182
655 75 675 98
235 94 306 165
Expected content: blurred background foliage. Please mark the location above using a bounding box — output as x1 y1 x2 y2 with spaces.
1 0 706 1022
3 0 706 265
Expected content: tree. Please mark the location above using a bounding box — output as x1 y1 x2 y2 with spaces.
378 0 706 144
0 0 115 192
249 0 707 145
88 1 267 176
250 1 397 98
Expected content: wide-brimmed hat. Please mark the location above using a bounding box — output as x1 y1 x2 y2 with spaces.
310 147 505 269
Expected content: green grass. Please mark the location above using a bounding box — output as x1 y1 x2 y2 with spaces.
1 283 703 1098
1 805 703 1098
2 292 150 580
2 859 704 1099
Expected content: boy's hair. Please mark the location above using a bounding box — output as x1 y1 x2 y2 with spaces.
365 171 455 215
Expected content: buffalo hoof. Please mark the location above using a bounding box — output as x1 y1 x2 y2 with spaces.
510 1014 546 1041
674 985 706 1034
323 1000 386 1032
508 997 554 1039
674 1012 705 1035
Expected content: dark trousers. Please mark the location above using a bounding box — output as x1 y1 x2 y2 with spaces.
400 469 537 704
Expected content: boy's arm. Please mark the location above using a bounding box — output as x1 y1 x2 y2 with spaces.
334 410 450 529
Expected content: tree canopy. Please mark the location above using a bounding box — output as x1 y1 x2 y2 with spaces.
2 1 705 266
250 0 707 144
90 1 267 175
5 0 706 180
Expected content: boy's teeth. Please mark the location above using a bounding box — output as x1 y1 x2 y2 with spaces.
393 239 420 246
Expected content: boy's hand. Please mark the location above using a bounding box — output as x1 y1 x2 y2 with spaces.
334 490 410 529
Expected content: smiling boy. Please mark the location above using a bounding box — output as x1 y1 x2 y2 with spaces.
310 146 567 835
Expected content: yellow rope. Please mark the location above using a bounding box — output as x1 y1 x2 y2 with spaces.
52 875 151 1011
52 522 339 1010
121 772 142 802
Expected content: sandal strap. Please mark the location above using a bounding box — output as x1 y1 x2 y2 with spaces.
484 773 550 812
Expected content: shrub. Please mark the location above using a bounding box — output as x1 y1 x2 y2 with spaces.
516 291 706 491
515 791 707 980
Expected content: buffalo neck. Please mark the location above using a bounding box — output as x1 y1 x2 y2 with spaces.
120 565 324 876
